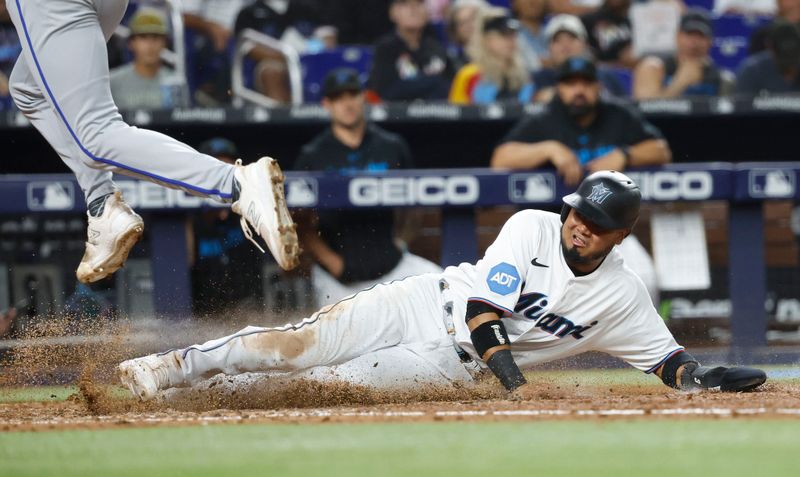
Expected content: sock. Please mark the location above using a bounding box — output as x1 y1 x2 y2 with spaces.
231 177 241 203
87 193 112 217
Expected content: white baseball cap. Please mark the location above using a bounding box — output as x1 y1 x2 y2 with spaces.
544 14 587 43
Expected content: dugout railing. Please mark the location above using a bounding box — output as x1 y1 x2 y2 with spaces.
1 162 799 363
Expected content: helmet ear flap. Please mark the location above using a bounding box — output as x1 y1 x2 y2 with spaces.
560 204 571 223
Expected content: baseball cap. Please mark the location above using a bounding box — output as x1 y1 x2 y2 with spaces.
557 55 598 82
544 14 588 43
129 9 168 37
198 138 238 159
322 68 363 98
679 9 713 38
769 21 800 71
483 15 521 34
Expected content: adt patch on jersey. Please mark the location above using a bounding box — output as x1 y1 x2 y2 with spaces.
487 262 521 296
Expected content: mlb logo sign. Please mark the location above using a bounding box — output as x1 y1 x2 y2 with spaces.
285 177 318 207
748 169 796 199
509 173 556 203
27 181 75 211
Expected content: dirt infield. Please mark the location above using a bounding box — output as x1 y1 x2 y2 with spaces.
1 318 799 432
2 380 799 432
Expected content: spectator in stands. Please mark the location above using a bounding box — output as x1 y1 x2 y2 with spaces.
109 9 185 110
581 0 635 67
736 21 800 95
188 137 265 316
369 0 455 101
327 0 395 45
445 0 489 70
532 14 626 100
294 68 441 305
449 9 534 104
0 3 21 111
511 0 549 72
750 0 800 54
491 55 671 186
181 0 249 105
234 0 322 104
633 9 731 99
490 55 665 303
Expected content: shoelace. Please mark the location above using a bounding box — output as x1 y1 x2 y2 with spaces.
234 159 267 254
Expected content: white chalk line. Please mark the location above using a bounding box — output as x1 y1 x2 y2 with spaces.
3 407 800 428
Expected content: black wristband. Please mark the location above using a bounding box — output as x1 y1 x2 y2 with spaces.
486 349 527 391
466 300 504 323
470 320 510 358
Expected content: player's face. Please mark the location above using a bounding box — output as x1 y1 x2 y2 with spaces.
129 34 167 67
561 208 626 273
323 90 366 130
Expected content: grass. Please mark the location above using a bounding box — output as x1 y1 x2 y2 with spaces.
0 420 797 477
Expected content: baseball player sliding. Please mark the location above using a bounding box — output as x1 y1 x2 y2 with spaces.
5 0 300 281
119 171 766 400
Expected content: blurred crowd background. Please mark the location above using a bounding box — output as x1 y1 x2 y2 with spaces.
1 0 798 110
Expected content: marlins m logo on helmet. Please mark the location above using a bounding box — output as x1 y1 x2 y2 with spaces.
586 183 613 204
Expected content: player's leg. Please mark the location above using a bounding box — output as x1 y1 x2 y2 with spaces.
9 57 115 206
6 0 298 268
118 275 460 399
297 346 475 390
9 56 144 283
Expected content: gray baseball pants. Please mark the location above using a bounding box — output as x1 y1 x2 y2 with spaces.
7 0 235 204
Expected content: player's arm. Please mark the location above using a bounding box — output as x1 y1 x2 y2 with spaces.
466 301 527 391
654 351 766 392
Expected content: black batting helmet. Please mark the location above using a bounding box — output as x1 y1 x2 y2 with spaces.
560 170 641 230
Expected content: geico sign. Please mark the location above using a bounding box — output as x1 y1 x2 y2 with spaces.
116 181 224 209
626 171 713 201
349 176 480 206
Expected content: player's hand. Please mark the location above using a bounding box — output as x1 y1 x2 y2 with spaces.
672 60 704 88
586 148 626 173
547 141 582 186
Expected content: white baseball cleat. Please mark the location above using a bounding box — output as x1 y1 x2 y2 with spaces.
118 354 181 401
232 157 300 270
76 191 144 284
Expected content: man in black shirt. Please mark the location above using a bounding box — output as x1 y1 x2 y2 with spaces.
368 0 454 101
294 68 441 304
581 0 634 67
737 21 800 95
492 56 671 186
633 9 730 99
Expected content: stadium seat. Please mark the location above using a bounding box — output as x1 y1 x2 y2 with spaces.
604 66 633 97
300 47 374 102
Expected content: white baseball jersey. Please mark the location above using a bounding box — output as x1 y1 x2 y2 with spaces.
155 210 683 393
442 209 683 374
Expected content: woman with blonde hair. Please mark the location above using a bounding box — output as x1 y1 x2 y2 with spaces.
449 7 534 104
